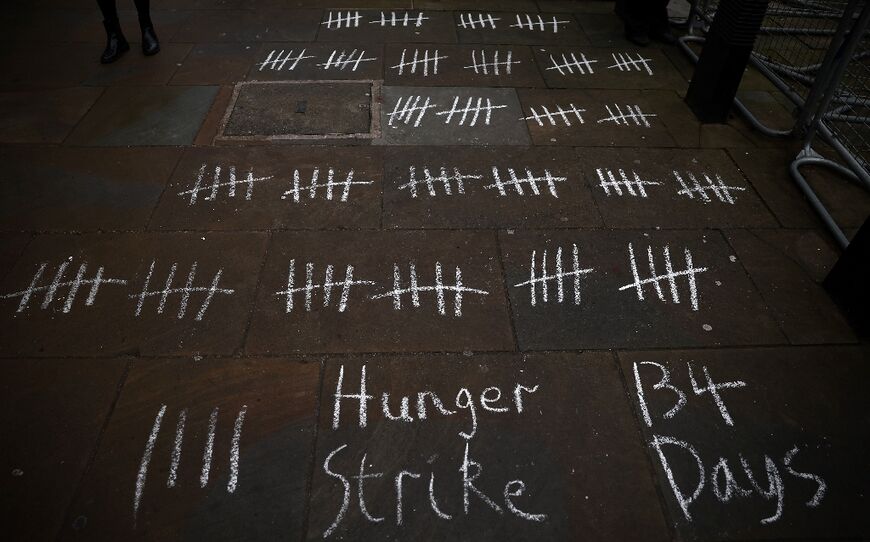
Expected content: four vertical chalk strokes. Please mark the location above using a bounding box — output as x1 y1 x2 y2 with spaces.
133 405 249 524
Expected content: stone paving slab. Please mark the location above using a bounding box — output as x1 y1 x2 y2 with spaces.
0 147 182 232
533 46 685 90
65 86 219 146
70 8 193 45
0 233 267 357
618 346 870 541
170 43 259 86
245 231 514 354
316 10 458 44
171 9 322 43
378 86 530 145
0 357 127 542
517 89 699 147
724 230 856 345
222 81 374 139
309 353 670 541
0 44 98 90
82 44 192 87
382 44 545 87
61 357 319 541
382 146 602 229
573 147 778 229
0 87 103 144
498 229 785 350
454 12 588 46
149 146 382 231
728 147 870 230
0 234 31 282
247 43 385 82
572 12 671 50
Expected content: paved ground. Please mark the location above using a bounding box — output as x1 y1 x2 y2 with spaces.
1 1 869 541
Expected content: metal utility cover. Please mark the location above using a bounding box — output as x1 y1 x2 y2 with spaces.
217 80 380 141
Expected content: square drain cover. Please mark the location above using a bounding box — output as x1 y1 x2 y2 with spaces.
216 80 380 142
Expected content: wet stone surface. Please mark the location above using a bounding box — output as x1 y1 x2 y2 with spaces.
149 146 383 231
308 353 670 541
65 86 220 147
316 10 458 44
618 346 870 541
245 231 514 354
62 357 320 541
455 12 588 46
382 146 602 229
383 44 546 87
517 89 700 147
533 46 685 90
0 233 268 357
222 81 374 138
247 43 385 82
573 147 777 229
378 86 529 145
0 147 182 232
0 358 128 542
498 229 785 350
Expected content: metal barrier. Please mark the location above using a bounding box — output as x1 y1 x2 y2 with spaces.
680 0 870 248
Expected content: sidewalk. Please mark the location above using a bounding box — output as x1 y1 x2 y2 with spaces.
1 1 868 541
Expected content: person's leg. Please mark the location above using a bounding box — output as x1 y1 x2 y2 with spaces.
96 0 129 64
133 0 160 56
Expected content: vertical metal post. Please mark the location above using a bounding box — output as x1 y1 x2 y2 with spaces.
824 218 870 336
685 0 770 122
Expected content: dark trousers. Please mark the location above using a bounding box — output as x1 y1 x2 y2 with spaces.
615 0 670 34
97 0 152 29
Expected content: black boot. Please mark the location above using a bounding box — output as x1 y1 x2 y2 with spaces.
141 26 160 56
100 19 129 64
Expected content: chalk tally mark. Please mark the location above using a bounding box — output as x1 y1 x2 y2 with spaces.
510 14 571 33
131 261 235 321
275 260 375 313
134 405 248 523
619 244 708 311
486 167 566 197
465 50 520 75
521 104 586 127
258 49 314 71
597 104 657 127
674 171 746 204
607 52 655 75
322 11 362 29
546 52 597 75
391 49 447 76
435 96 508 126
0 259 127 314
399 166 483 198
178 164 274 206
317 49 377 71
281 168 374 203
458 13 500 30
371 262 489 317
596 168 662 197
387 95 437 127
370 11 428 27
514 244 594 306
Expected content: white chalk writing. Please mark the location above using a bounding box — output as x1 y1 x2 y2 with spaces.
514 244 594 306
